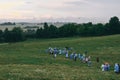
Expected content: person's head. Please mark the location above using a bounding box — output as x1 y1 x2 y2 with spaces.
115 63 118 66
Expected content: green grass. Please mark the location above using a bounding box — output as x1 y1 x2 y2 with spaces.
0 35 120 80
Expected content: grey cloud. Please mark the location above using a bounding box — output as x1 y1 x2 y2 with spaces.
65 0 120 6
25 1 33 4
25 0 36 5
90 0 120 3
65 0 90 6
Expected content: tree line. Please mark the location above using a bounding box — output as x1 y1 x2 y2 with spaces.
0 16 120 43
36 16 120 38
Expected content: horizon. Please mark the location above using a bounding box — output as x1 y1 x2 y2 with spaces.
0 17 115 24
0 0 120 23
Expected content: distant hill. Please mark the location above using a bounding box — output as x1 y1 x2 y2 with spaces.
0 22 16 25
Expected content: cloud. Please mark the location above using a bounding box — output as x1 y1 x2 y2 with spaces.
65 0 90 5
0 0 120 22
25 1 33 4
0 1 24 10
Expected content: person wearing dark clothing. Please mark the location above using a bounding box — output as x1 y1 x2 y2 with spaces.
96 57 99 63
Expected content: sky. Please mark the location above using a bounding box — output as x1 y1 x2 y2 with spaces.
0 0 120 23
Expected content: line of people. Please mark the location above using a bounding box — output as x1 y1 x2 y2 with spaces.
46 47 120 74
46 47 91 67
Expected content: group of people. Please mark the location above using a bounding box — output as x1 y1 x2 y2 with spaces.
101 63 120 74
101 63 110 71
46 47 92 66
46 46 119 74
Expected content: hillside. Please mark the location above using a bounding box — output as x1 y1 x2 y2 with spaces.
0 35 120 80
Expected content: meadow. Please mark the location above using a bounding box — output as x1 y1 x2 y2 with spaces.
0 35 120 80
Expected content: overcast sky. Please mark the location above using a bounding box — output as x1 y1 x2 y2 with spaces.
0 0 120 23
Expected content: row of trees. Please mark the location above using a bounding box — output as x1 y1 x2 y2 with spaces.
36 16 120 38
0 27 25 42
0 16 120 43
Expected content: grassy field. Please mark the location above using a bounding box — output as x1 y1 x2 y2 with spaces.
0 35 120 80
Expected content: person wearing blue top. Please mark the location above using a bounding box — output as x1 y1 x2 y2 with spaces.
114 63 119 74
65 50 69 58
70 53 73 59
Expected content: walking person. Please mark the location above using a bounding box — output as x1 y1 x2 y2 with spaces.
114 63 120 74
101 64 105 71
65 50 69 58
74 53 77 61
53 48 57 58
96 57 99 63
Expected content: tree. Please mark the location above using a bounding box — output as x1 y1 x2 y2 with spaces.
58 23 77 37
3 27 25 42
12 27 25 42
43 22 50 38
3 28 10 42
49 25 58 38
108 16 120 34
82 22 93 36
36 28 44 38
93 23 105 36
0 30 3 42
43 22 49 29
76 24 85 36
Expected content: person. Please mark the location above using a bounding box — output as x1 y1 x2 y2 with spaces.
104 64 108 71
88 60 92 67
82 56 86 63
101 64 105 71
80 54 83 61
85 50 88 55
53 48 57 58
119 64 120 73
96 57 99 63
104 62 110 71
83 53 86 58
59 49 62 55
108 63 110 71
63 48 67 54
78 53 81 60
74 53 77 61
50 48 53 55
54 53 57 58
65 50 69 58
88 56 91 60
70 53 73 59
48 47 51 54
85 57 89 63
114 63 119 74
